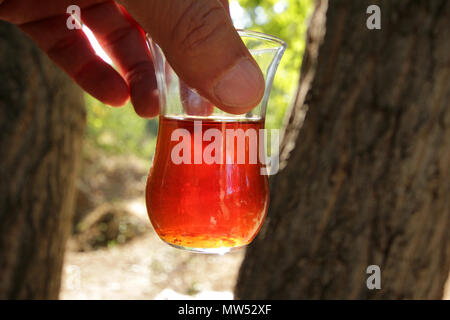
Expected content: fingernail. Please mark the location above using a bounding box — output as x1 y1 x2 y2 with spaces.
213 58 264 109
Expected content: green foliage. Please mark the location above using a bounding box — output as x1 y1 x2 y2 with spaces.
234 0 313 130
85 95 157 159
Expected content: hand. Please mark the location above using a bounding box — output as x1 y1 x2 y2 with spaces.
0 0 265 117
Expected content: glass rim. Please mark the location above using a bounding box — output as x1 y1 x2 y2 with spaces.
145 29 287 50
237 29 287 50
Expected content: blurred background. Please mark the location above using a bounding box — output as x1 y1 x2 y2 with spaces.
61 0 314 299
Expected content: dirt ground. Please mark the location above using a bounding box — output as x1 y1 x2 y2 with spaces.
60 198 245 300
60 215 450 300
60 198 450 300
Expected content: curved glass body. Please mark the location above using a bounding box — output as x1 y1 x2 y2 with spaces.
146 30 286 253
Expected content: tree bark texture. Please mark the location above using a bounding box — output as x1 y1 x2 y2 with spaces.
236 0 450 299
0 22 86 299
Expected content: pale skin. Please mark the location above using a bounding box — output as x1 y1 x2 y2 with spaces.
0 0 265 117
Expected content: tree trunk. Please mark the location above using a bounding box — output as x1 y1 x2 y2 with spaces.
0 22 85 299
236 0 450 299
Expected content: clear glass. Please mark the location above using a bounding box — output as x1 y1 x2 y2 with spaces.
146 30 286 253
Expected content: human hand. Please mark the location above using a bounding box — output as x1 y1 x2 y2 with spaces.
0 0 265 117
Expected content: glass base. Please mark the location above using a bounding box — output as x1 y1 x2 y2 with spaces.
163 240 246 255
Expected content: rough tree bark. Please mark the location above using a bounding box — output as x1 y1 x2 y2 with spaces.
0 22 85 299
236 0 450 299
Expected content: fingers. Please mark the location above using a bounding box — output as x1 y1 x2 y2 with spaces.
20 14 129 106
12 0 158 115
81 2 158 117
180 0 226 117
0 0 107 24
116 0 265 115
180 81 215 116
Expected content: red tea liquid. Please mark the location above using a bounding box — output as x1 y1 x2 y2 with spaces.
146 116 269 251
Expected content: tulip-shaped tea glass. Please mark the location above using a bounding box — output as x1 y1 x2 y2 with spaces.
146 30 286 253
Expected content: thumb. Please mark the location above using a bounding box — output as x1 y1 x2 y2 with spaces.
116 0 265 115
